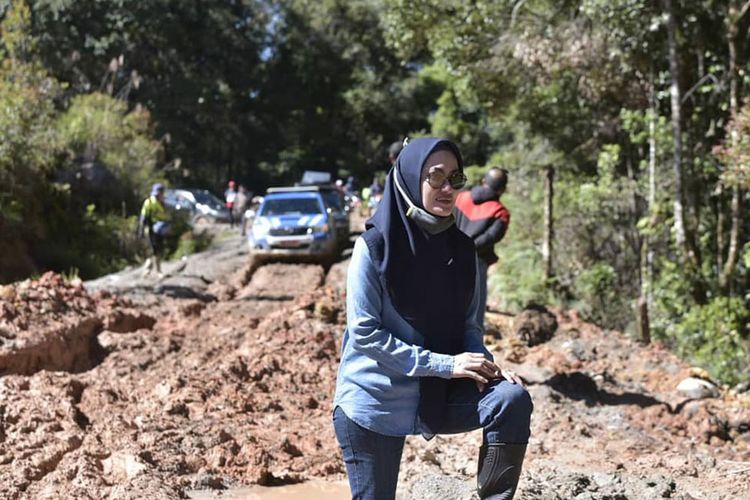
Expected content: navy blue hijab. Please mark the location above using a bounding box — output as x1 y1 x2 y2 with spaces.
363 137 476 433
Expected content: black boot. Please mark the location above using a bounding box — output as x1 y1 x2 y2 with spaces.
477 443 527 500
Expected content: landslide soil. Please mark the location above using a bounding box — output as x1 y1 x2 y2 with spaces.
1 230 749 499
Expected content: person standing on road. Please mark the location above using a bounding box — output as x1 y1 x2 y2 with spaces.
333 138 532 500
225 180 238 227
137 183 170 277
454 167 510 330
234 184 249 234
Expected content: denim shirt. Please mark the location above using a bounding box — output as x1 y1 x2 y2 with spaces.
333 237 490 436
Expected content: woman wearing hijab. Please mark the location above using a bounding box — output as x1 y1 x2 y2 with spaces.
333 138 533 500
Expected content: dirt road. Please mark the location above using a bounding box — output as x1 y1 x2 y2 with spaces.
1 227 749 499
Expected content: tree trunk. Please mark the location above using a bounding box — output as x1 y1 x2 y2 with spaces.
720 186 741 291
641 73 657 343
543 166 555 282
664 0 705 302
647 76 657 306
638 295 651 345
717 184 725 273
630 137 650 345
664 0 687 253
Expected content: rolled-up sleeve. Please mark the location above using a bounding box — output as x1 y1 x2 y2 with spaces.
346 238 454 378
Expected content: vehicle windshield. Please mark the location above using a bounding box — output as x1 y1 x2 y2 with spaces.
261 197 323 216
192 190 224 210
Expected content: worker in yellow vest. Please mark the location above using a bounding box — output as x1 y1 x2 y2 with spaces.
137 183 170 277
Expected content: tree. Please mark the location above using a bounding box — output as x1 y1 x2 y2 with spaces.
0 0 62 280
0 0 60 188
55 92 163 211
28 0 441 190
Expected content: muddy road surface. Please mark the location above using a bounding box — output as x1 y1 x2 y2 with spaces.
1 227 749 499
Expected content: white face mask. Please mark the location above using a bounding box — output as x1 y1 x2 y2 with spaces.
393 167 455 235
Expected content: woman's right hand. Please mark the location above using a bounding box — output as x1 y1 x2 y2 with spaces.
451 352 500 386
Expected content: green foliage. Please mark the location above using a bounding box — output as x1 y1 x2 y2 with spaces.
0 1 168 282
34 198 141 279
0 0 63 281
662 297 750 386
651 258 693 320
490 241 551 312
0 1 60 191
548 141 643 329
571 262 629 328
170 228 212 261
463 166 486 187
56 93 162 191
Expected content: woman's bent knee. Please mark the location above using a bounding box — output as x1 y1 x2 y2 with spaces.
485 380 533 419
507 383 533 417
482 381 533 443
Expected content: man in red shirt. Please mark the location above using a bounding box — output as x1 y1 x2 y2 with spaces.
454 167 510 329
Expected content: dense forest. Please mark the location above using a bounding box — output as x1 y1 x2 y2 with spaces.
0 0 748 386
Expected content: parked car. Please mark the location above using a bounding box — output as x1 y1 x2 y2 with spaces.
164 188 230 224
248 187 342 264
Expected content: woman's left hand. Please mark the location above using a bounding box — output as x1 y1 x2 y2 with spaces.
499 368 525 387
476 368 524 392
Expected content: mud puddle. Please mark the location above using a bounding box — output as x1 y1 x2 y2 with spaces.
187 479 350 499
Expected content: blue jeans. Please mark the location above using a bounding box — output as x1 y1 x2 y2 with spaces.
333 379 532 500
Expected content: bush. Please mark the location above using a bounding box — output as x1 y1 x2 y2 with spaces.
34 201 142 280
572 262 631 328
663 297 750 386
170 228 213 260
488 189 553 312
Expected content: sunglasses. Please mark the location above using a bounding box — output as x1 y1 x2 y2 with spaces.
424 169 467 190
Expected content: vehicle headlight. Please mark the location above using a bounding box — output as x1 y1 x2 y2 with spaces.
308 224 329 234
252 218 270 237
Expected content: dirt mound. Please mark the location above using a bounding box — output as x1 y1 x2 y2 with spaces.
0 273 154 377
1 262 345 499
0 272 101 333
512 304 557 346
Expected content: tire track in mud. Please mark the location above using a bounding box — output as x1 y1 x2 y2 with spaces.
236 263 326 302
